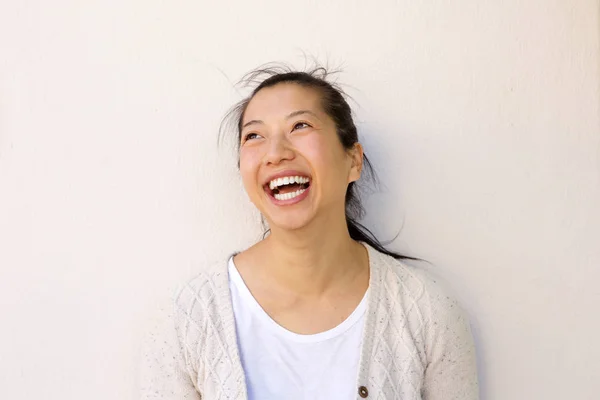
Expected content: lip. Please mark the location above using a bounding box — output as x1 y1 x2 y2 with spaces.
265 183 311 206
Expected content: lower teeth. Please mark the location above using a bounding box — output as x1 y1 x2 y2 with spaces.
274 188 306 201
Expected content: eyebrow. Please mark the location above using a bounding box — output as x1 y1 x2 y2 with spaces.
242 110 319 129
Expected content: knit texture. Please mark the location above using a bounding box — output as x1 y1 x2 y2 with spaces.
140 243 479 399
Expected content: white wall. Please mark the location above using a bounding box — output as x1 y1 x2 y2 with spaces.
1 0 598 398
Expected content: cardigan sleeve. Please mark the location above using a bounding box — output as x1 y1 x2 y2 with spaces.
421 281 479 400
139 300 202 400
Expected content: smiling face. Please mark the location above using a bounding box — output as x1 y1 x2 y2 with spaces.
239 83 363 232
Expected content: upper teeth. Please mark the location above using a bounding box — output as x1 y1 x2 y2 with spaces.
269 176 310 190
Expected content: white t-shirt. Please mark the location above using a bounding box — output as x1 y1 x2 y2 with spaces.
228 257 368 400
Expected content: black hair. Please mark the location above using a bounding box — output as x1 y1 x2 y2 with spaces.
220 63 417 261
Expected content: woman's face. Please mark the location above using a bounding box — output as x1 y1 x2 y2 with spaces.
239 83 362 232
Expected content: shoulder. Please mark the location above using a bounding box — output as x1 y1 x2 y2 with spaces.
368 247 475 366
157 258 232 339
174 259 229 301
367 245 467 326
172 258 230 312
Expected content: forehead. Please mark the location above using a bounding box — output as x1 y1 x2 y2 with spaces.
243 83 324 122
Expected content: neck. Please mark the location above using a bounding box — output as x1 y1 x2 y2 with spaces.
260 210 368 296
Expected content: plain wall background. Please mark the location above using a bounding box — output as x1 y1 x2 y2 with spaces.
1 0 599 398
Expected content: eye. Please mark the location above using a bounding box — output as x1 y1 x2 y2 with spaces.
243 132 261 142
292 122 311 131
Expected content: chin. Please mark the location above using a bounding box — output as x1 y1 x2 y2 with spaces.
265 214 313 232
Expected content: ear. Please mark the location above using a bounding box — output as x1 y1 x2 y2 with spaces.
348 142 364 183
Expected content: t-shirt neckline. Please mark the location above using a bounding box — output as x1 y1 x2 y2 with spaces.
228 256 369 343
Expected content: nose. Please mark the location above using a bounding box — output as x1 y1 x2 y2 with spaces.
264 134 295 165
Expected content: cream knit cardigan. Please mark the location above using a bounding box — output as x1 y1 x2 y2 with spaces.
140 243 479 399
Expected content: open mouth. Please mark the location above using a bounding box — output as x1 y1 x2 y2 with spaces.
265 175 311 201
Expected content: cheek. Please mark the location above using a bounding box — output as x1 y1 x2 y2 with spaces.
300 134 349 179
239 149 262 195
299 134 338 169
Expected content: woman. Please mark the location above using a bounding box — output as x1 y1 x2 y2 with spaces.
141 65 479 399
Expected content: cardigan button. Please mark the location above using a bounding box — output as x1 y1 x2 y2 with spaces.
358 386 369 398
